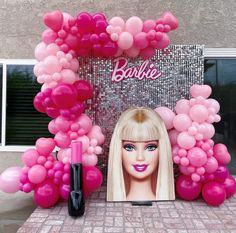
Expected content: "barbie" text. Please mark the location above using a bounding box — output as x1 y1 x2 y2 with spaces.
111 57 162 82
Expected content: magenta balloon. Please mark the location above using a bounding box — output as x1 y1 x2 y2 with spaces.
102 41 118 57
43 10 63 31
140 46 155 60
214 166 229 183
34 180 60 208
173 114 192 132
94 20 108 34
213 143 231 165
51 84 77 108
36 138 56 156
76 12 95 33
223 176 236 198
83 166 103 193
176 175 202 201
59 184 70 200
161 11 179 30
74 80 93 101
187 147 207 167
155 33 170 49
202 181 226 206
0 167 22 193
154 106 175 130
46 107 60 118
134 32 149 49
93 13 106 21
64 34 80 49
143 20 156 33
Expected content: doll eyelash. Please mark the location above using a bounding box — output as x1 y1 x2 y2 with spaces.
123 144 135 151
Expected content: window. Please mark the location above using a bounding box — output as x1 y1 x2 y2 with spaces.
204 57 236 175
0 60 52 151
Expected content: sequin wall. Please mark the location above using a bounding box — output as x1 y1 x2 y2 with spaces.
78 45 204 176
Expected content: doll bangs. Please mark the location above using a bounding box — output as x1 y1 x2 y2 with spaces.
121 118 160 142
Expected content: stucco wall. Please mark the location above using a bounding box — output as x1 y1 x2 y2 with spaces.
0 0 236 59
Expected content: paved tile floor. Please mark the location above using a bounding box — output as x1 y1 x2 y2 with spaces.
17 187 236 233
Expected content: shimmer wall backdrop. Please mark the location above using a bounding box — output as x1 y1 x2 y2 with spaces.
0 0 236 58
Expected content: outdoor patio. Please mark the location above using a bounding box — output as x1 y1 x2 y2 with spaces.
17 186 236 233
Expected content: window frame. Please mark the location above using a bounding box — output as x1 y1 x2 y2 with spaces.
1 48 236 152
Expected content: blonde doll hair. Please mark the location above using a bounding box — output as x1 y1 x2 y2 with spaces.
107 107 175 201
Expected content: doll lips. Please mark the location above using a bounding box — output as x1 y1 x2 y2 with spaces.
133 164 148 172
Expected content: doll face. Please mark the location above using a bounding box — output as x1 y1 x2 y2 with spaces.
122 140 159 180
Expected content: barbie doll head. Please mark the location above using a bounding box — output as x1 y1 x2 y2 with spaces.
107 107 175 202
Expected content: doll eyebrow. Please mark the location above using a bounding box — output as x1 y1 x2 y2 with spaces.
122 140 158 143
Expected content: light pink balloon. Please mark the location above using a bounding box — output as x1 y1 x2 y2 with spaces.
175 99 190 114
36 138 56 156
28 165 47 184
57 148 71 163
188 147 207 167
202 123 215 139
189 104 209 123
208 98 220 113
76 114 93 135
46 43 60 56
213 143 231 165
118 32 134 50
75 135 90 153
61 69 77 84
34 42 47 61
55 116 71 132
173 114 192 132
82 154 98 166
125 47 140 58
154 107 175 130
177 132 196 149
134 32 149 49
43 56 62 75
168 129 179 145
54 132 71 148
190 84 212 99
109 17 125 30
204 157 218 173
125 16 143 36
70 58 80 72
0 167 22 193
87 125 105 145
22 149 39 167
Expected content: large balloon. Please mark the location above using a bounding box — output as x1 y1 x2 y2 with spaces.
0 167 22 193
202 181 226 206
176 175 202 201
155 107 175 130
223 176 236 198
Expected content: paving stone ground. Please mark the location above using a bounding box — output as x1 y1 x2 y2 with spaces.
17 187 236 233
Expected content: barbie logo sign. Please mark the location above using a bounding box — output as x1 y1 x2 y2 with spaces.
111 57 162 82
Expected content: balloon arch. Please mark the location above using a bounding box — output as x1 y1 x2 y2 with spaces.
0 10 235 208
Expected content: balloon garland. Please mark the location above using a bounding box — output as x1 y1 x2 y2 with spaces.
0 10 235 208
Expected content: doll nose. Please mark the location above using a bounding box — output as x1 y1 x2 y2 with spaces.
136 149 145 161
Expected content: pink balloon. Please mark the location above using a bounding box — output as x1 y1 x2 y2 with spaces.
0 167 22 193
54 132 71 148
214 166 229 183
189 104 208 123
204 157 218 173
125 16 143 36
51 84 77 108
28 165 47 184
155 33 170 49
143 20 156 33
190 84 212 99
34 180 60 208
87 126 105 145
61 69 77 84
109 17 125 30
76 12 95 34
208 99 220 113
139 46 155 60
154 107 175 130
173 114 192 132
59 184 70 200
179 165 191 175
22 149 39 167
57 148 71 163
125 47 140 58
202 181 226 206
76 114 93 135
176 175 202 201
36 138 55 156
175 99 190 114
161 12 179 30
42 29 57 44
34 42 48 61
83 166 103 193
74 80 93 101
187 147 207 167
43 56 62 75
202 123 215 139
46 43 60 56
168 129 179 145
43 10 63 31
134 32 148 49
82 154 98 166
223 176 236 198
213 143 231 165
177 132 196 149
55 116 71 132
118 32 133 50
76 135 90 153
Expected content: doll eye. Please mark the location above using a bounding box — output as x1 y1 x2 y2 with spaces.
123 144 135 151
146 144 157 151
